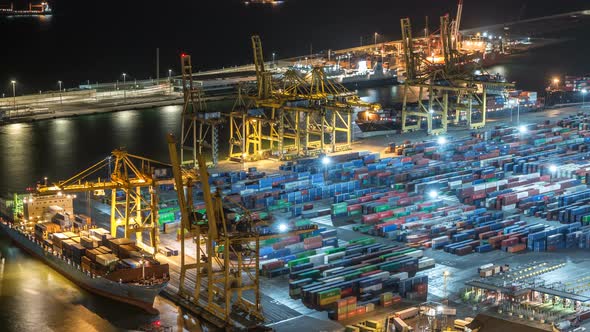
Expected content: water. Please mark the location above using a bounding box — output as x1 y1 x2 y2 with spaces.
0 0 588 94
0 236 200 332
1 2 590 330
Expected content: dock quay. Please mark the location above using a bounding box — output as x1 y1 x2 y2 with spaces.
6 101 590 331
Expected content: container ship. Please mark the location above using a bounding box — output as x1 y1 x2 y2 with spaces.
0 2 52 17
331 62 399 90
356 108 400 135
0 194 169 314
244 0 284 5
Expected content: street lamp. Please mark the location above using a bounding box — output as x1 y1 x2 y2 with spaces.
278 223 288 233
272 52 276 66
583 89 588 108
443 270 451 302
10 80 16 117
374 32 378 45
516 97 520 125
322 156 330 179
122 73 127 102
57 80 63 104
553 78 560 89
140 255 145 280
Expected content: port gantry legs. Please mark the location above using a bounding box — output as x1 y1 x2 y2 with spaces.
169 135 264 324
180 54 223 168
110 184 159 254
230 36 367 162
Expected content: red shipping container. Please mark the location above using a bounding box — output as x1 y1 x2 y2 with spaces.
378 210 394 220
501 238 519 247
361 214 379 224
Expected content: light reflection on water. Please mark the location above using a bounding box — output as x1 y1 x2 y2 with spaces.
0 236 209 332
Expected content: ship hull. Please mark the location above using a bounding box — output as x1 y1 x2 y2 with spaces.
340 76 399 89
0 221 166 314
0 12 52 17
356 121 400 132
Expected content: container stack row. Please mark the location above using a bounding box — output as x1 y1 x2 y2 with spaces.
285 239 432 319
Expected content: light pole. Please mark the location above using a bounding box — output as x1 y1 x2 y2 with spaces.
513 97 520 125
272 52 276 66
122 73 127 102
168 69 173 93
10 80 16 117
553 78 560 90
583 89 588 108
322 156 330 179
443 270 450 304
140 255 145 280
58 80 63 104
374 32 378 45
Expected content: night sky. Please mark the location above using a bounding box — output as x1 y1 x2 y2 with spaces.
0 0 588 93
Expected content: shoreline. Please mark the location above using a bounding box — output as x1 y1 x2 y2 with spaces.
0 93 235 126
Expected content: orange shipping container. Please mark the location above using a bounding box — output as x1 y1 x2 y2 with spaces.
508 243 526 253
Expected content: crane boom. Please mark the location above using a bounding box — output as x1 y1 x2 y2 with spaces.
35 150 171 254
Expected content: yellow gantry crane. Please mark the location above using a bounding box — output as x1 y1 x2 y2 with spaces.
168 133 317 325
36 150 173 254
180 53 224 168
229 35 381 161
400 15 513 135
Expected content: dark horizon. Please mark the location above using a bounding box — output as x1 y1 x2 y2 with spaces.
0 0 588 94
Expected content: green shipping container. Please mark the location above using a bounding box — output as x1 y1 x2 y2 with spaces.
375 204 391 213
325 247 346 255
288 257 310 268
295 250 316 259
295 219 311 227
319 288 341 299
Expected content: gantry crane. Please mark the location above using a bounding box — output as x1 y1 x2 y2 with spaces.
168 133 317 325
180 53 224 167
36 150 173 254
400 14 513 135
229 35 380 161
451 0 464 50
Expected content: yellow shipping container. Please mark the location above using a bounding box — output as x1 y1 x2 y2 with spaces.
319 295 340 306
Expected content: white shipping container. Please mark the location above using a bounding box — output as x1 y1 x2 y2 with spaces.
372 271 391 281
322 276 345 284
406 250 423 259
322 266 343 277
432 236 449 243
285 242 305 253
502 204 517 211
259 258 278 270
361 283 383 293
391 272 409 281
325 252 346 264
418 258 435 269
315 246 334 255
308 253 325 266
396 307 419 320
478 263 494 271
